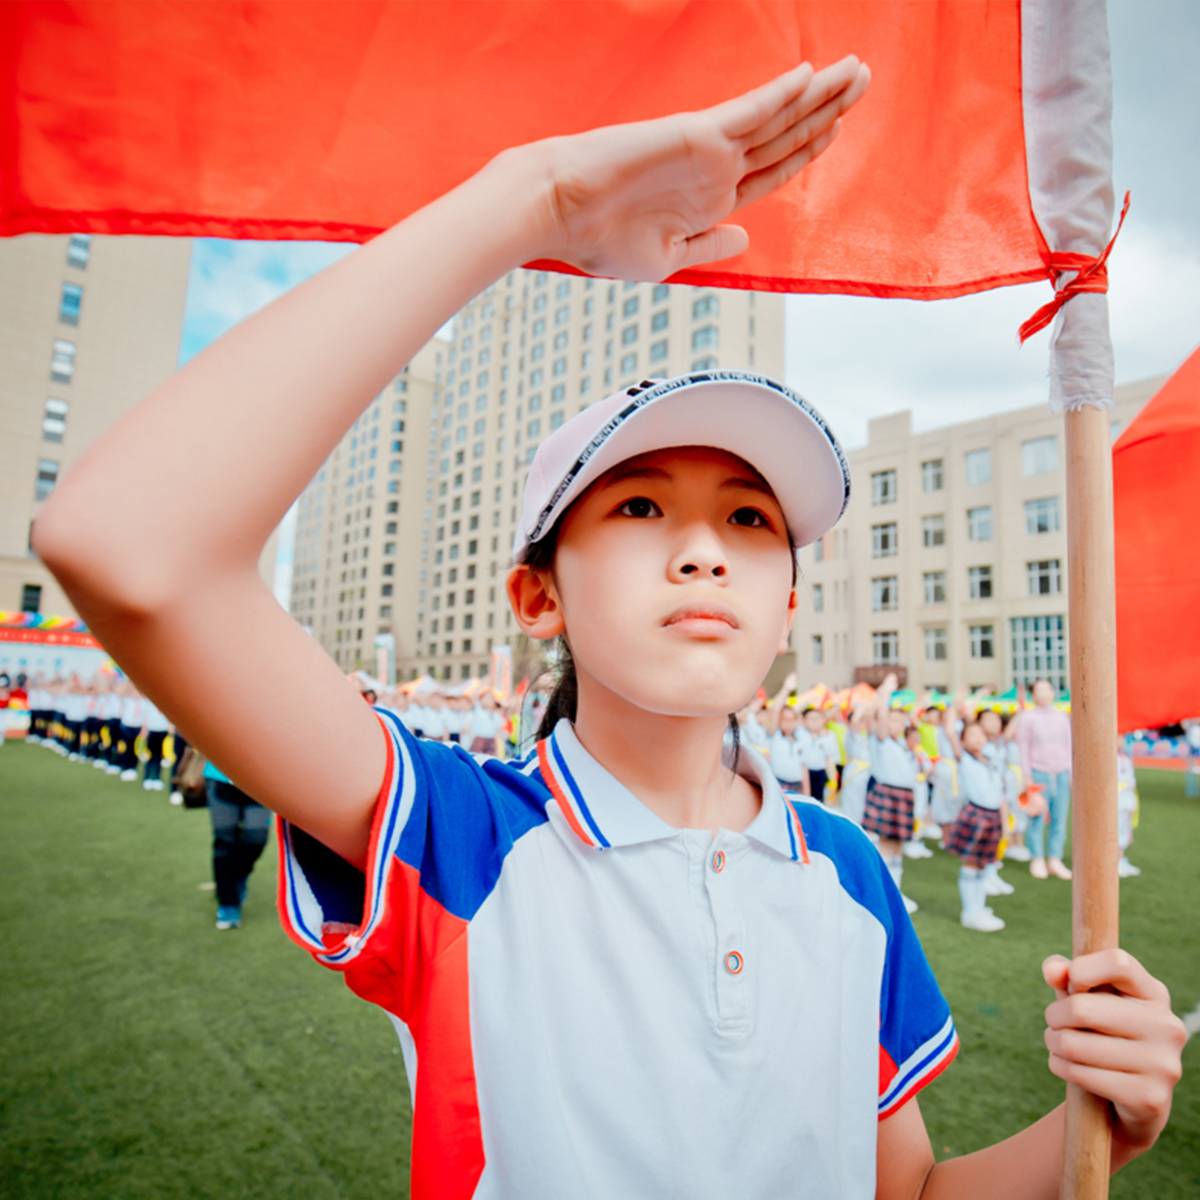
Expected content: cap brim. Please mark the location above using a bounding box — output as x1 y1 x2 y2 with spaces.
519 371 850 559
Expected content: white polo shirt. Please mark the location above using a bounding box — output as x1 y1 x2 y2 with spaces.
767 729 806 783
869 735 918 790
280 715 957 1200
799 727 840 770
958 752 1003 810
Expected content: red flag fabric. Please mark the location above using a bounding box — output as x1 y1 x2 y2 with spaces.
1 0 1051 298
1114 346 1200 732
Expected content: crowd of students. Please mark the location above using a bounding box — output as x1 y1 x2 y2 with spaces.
22 675 177 791
734 674 1142 932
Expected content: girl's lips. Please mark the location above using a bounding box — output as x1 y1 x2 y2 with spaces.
663 605 740 632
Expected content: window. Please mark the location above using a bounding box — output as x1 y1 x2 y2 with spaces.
1025 497 1061 534
35 458 59 501
811 583 823 613
534 293 547 312
59 282 83 325
693 294 718 319
21 583 43 613
1022 436 1059 476
922 515 945 547
923 571 946 605
620 325 638 347
968 566 993 600
812 634 824 665
924 628 948 661
872 631 900 665
691 325 718 351
1027 559 1062 595
691 357 717 371
872 576 898 612
1011 614 1067 692
653 284 669 303
812 537 823 563
871 469 897 506
965 448 991 485
651 309 669 332
622 296 639 318
66 234 92 268
42 398 68 443
550 410 564 431
871 523 897 557
969 624 995 659
50 339 76 383
621 352 637 374
555 305 569 327
968 506 992 541
922 459 944 492
650 339 668 363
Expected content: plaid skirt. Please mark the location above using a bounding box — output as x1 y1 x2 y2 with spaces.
946 802 1003 868
862 779 915 842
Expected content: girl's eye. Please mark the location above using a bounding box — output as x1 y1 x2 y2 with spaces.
729 507 768 528
617 497 662 518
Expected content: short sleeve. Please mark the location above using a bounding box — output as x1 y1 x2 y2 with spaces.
794 807 959 1119
276 709 549 1014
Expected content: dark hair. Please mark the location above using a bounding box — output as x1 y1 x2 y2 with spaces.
521 461 799 748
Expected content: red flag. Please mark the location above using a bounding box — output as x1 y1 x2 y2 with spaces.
2 0 1051 299
1115 347 1200 732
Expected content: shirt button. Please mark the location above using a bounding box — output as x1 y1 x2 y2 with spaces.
711 850 725 873
724 950 744 975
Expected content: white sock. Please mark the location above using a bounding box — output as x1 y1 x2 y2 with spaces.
983 861 1000 886
885 854 904 891
959 866 983 915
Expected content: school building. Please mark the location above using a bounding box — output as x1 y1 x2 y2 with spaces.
0 234 194 619
789 374 1164 696
289 269 785 681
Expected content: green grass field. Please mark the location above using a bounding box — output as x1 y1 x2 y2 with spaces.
1 741 1196 1197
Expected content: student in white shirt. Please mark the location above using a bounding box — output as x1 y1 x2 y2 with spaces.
1117 751 1141 878
839 704 872 826
141 699 172 790
943 718 1010 932
798 707 839 801
864 675 920 914
767 702 808 794
467 691 506 756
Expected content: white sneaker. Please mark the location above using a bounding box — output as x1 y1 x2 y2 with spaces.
120 769 138 782
67 752 80 762
170 791 184 806
1118 857 1141 878
902 894 919 915
142 779 154 790
984 875 1015 896
1005 845 1032 862
106 765 121 775
93 759 107 769
920 823 943 841
903 840 933 859
961 908 1006 932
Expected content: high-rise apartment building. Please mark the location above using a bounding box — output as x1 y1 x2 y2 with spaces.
0 234 193 617
291 268 784 682
790 375 1163 695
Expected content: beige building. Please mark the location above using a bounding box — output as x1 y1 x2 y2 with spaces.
0 234 194 618
291 268 784 682
791 375 1164 695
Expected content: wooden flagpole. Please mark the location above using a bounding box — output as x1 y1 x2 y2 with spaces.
1061 401 1120 1198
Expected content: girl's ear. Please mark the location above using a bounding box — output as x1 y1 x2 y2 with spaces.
507 564 566 640
777 586 799 655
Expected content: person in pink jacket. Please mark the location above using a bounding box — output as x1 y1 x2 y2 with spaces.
1016 679 1073 880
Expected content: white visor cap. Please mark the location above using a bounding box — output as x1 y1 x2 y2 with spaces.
513 370 851 563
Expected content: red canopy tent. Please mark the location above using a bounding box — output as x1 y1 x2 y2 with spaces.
1 2 1132 1195
1115 346 1200 733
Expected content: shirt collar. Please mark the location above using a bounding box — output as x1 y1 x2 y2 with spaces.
540 720 808 862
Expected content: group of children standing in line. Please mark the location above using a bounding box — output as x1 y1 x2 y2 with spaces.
736 674 1142 932
23 675 177 792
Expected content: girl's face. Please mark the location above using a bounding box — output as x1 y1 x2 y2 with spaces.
887 709 908 740
803 709 825 733
962 723 988 755
779 706 800 734
508 446 796 721
979 710 1002 737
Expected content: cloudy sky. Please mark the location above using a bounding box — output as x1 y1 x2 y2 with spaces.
177 0 1200 593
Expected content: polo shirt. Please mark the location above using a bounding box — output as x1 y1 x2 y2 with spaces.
279 714 957 1200
798 728 840 770
869 735 918 790
957 752 1003 810
767 729 806 783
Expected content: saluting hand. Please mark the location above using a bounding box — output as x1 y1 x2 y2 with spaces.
523 57 870 281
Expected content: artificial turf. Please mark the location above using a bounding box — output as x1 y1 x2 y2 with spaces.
0 740 1196 1197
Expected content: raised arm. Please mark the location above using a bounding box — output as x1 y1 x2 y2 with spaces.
767 671 798 732
872 673 897 741
33 58 869 868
